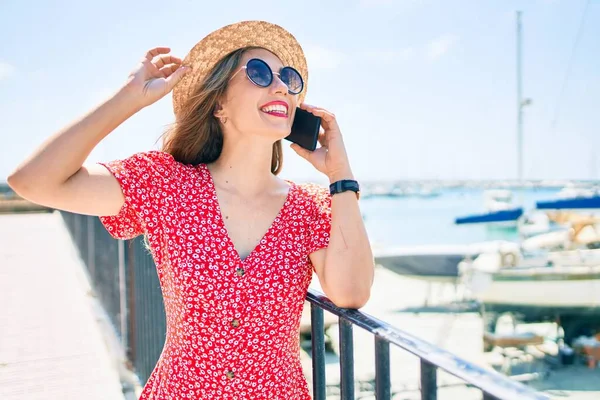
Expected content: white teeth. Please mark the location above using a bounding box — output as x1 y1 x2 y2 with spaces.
261 104 288 115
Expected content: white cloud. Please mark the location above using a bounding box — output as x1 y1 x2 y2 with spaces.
427 34 459 60
0 62 15 80
362 48 415 63
303 45 345 70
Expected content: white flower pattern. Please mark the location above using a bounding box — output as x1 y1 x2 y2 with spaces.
98 151 332 400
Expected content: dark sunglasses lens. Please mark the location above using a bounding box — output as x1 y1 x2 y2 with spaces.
280 67 303 94
246 59 272 87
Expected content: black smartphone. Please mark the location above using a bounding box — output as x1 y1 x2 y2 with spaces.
285 107 321 151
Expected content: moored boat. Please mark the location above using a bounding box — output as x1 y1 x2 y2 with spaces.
460 248 600 344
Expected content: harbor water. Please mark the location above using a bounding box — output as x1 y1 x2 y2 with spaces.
361 187 563 248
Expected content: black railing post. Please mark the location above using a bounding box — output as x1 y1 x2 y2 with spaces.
73 212 81 251
310 303 326 400
420 359 437 400
483 393 500 400
118 238 128 351
375 335 391 400
126 239 137 365
339 317 355 399
87 216 95 279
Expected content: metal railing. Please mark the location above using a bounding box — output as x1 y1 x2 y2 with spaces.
61 212 167 381
60 211 549 399
306 290 548 400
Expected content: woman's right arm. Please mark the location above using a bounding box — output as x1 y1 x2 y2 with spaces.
7 47 189 217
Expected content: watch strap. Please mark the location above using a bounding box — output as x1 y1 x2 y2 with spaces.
329 179 360 199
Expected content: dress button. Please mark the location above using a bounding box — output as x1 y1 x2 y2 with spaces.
236 267 245 277
231 319 240 328
226 370 235 379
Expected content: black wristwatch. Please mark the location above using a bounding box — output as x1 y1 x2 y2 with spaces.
329 179 360 200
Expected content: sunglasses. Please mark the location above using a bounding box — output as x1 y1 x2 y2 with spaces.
230 58 304 95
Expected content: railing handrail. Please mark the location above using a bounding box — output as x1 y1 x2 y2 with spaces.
306 288 549 400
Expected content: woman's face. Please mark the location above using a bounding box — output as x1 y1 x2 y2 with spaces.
219 48 300 140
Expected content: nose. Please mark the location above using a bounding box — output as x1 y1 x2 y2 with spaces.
269 73 290 96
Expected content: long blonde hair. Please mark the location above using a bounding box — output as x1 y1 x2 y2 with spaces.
160 46 283 175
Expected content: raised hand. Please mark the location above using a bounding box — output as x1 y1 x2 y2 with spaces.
290 103 354 181
122 47 190 109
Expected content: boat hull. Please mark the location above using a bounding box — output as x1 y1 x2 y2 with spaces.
374 252 464 280
374 241 519 281
537 196 600 210
476 268 600 308
455 208 524 225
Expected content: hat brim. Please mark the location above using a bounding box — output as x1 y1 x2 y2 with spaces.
172 20 308 117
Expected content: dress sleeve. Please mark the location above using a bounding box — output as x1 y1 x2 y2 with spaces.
97 150 175 240
307 184 333 255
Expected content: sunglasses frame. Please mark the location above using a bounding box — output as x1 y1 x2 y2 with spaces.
229 58 304 95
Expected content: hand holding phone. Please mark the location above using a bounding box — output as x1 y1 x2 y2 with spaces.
284 107 321 151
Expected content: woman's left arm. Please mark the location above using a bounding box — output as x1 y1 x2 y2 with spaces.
290 104 375 309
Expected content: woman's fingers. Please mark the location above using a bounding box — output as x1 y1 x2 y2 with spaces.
164 65 190 89
299 104 339 132
124 47 189 108
317 128 327 147
298 102 313 111
158 64 180 78
152 55 182 69
290 143 312 159
144 47 171 61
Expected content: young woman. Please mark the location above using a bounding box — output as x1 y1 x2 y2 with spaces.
8 20 374 399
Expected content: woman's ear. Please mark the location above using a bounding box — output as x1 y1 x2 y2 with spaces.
214 103 224 118
214 103 228 124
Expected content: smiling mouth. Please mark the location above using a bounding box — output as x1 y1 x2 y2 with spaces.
260 105 288 118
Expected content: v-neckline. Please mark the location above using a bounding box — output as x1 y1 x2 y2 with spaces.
202 163 295 265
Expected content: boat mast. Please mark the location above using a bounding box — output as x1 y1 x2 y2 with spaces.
516 10 523 184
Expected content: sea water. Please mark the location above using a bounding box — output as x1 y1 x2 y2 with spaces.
360 187 563 248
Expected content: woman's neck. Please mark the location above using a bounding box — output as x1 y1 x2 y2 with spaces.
207 150 280 198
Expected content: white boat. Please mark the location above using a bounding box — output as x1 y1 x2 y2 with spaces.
484 189 514 211
517 211 551 238
459 248 600 344
520 214 600 252
455 190 566 237
373 240 519 282
556 183 598 199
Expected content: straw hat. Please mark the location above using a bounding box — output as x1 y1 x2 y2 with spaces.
172 20 308 117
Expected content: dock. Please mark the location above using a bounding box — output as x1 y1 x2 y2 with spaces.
0 212 132 399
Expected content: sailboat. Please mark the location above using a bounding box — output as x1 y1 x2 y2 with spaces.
454 189 523 227
455 12 534 234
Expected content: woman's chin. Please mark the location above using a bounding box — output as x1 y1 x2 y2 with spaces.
275 129 292 141
252 114 290 138
262 122 291 137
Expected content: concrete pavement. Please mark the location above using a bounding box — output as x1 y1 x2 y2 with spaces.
0 211 132 400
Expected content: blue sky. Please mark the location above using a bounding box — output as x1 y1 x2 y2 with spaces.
1 0 598 184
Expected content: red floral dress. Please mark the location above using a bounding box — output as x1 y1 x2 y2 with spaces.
98 151 332 400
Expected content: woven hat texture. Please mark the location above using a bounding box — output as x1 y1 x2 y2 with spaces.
172 20 308 116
